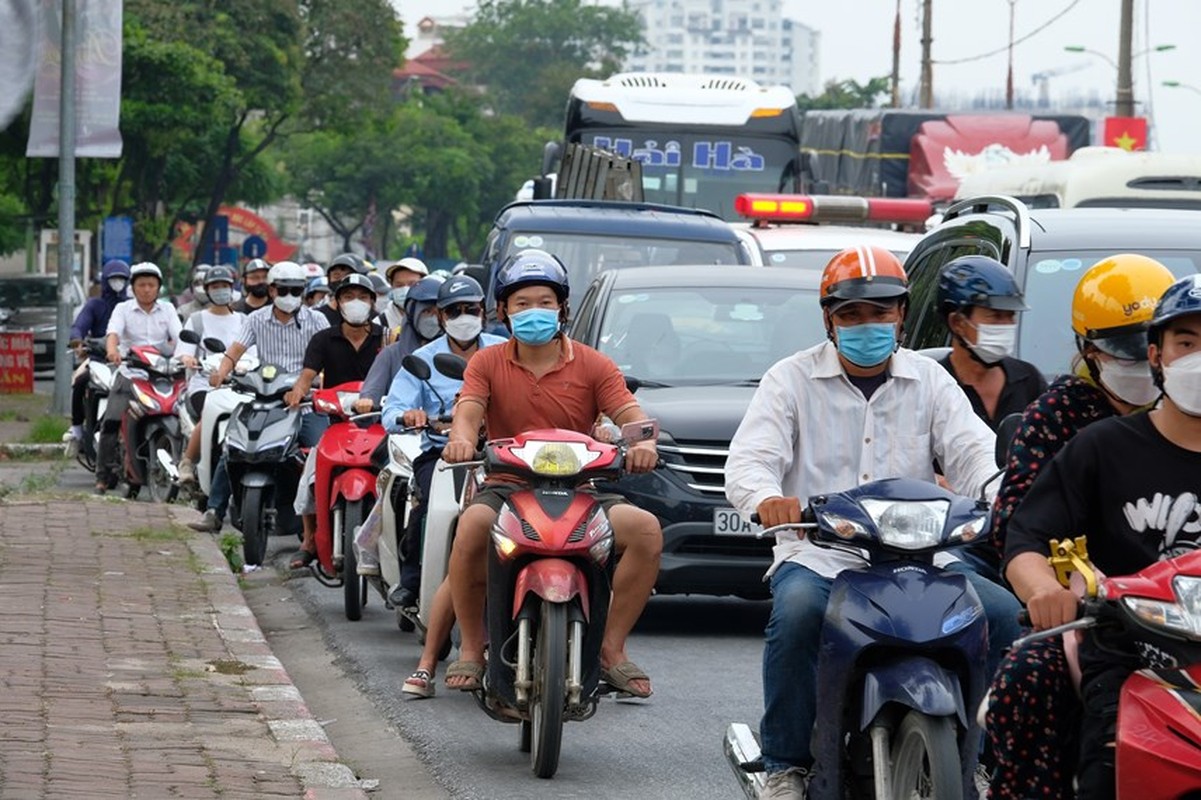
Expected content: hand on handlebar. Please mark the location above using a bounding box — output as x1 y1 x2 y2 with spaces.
208 369 225 388
402 409 428 429
624 440 658 473
755 496 802 528
1024 585 1079 631
179 355 199 370
352 397 375 414
283 387 307 409
106 348 122 366
442 439 477 464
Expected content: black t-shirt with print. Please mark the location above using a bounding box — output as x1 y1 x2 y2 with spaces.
1005 412 1201 577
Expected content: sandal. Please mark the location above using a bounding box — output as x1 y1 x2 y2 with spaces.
601 660 653 698
289 549 317 570
444 659 485 691
401 669 436 699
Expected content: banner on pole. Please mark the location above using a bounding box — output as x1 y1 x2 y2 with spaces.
25 0 123 158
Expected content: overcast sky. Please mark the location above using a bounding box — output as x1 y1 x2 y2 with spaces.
392 0 1201 153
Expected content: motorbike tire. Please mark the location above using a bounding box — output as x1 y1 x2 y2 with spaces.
530 600 568 779
241 486 269 568
889 711 962 800
146 429 180 504
341 499 367 622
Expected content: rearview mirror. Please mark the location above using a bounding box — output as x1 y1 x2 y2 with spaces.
178 329 200 344
203 337 226 354
402 354 431 381
433 352 467 381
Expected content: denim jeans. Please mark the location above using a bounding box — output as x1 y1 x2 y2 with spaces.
760 559 1022 773
207 455 232 520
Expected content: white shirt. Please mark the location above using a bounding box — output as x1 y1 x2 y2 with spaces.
106 298 182 354
177 309 248 396
725 341 998 579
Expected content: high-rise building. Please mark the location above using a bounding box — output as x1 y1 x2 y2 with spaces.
625 0 820 97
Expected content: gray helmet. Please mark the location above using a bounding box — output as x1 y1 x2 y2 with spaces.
203 265 237 287
436 275 485 309
242 258 270 278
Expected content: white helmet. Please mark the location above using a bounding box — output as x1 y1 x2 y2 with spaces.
386 257 429 281
267 260 306 287
130 262 163 284
302 261 325 279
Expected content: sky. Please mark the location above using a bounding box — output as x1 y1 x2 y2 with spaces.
391 0 1201 153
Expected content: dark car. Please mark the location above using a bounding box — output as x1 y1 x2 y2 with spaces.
903 197 1201 376
0 274 86 373
478 200 757 317
569 265 825 598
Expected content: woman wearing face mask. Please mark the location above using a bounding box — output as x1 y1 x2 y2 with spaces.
177 265 212 323
984 252 1176 800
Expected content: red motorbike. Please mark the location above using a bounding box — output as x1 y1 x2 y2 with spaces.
1016 538 1201 798
119 344 186 502
458 421 658 779
310 381 386 621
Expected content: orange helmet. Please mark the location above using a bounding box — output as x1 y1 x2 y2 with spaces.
820 245 909 310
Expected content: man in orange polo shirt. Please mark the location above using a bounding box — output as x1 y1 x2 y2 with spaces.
441 250 662 698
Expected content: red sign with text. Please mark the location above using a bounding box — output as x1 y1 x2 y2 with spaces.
0 332 35 394
1103 116 1147 151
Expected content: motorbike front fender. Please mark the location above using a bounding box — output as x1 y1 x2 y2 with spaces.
330 468 375 505
512 558 591 620
241 471 273 489
859 657 966 730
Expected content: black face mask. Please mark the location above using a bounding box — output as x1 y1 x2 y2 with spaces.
247 283 268 298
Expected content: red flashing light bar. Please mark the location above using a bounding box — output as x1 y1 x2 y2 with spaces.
735 194 933 225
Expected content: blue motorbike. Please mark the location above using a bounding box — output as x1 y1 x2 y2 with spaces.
723 477 992 800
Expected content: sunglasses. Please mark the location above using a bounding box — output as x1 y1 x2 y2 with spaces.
275 286 304 297
444 303 483 319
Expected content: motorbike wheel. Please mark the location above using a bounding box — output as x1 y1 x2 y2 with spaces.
241 486 269 568
889 711 963 800
530 600 568 779
146 429 179 504
341 499 367 622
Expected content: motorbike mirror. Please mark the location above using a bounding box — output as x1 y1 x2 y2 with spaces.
995 412 1022 468
625 376 641 393
620 419 659 444
178 329 200 345
203 337 226 354
402 354 431 381
433 352 467 381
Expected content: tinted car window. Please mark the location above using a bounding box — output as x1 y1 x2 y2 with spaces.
0 279 57 307
1020 249 1201 375
905 239 1002 350
595 285 824 384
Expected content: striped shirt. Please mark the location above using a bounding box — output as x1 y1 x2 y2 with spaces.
725 340 999 579
235 304 329 374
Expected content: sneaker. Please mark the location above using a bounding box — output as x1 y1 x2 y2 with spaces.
356 547 381 576
401 669 436 699
388 586 417 610
761 766 810 800
177 456 197 485
188 510 222 533
65 436 80 459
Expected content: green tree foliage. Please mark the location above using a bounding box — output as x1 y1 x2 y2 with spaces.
797 77 891 112
444 0 643 128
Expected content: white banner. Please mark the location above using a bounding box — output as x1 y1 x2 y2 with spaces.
26 0 123 158
0 0 37 133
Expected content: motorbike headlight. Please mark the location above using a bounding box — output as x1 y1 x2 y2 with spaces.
492 531 519 560
1122 576 1201 640
948 515 988 544
388 434 413 469
589 533 614 566
133 386 161 412
859 499 949 550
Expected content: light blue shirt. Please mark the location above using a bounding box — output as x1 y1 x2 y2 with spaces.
382 333 506 450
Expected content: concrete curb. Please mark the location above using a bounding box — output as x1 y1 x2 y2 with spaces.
0 443 66 457
170 507 371 800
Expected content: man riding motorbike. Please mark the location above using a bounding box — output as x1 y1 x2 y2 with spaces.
66 259 130 455
232 258 271 315
176 264 213 323
354 274 447 413
377 257 429 338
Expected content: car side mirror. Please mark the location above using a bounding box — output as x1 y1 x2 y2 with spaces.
402 354 431 381
433 352 467 381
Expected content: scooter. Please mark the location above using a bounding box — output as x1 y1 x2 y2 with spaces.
723 478 993 800
118 344 187 502
308 380 386 622
73 337 113 471
224 364 305 567
447 418 661 779
1011 538 1201 799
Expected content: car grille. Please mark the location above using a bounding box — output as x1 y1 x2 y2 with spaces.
657 441 728 496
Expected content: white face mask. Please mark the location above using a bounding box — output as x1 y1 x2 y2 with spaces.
207 286 233 306
1162 350 1201 416
375 296 390 315
340 299 372 325
1097 358 1160 407
416 314 442 341
107 278 128 294
966 321 1017 365
274 293 302 314
444 315 483 342
193 285 208 305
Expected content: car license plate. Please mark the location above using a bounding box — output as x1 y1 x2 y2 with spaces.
32 343 47 355
714 507 763 536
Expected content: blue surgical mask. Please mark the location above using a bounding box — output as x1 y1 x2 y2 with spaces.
509 308 560 345
835 322 897 367
389 286 409 307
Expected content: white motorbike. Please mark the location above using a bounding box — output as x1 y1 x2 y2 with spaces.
72 337 115 471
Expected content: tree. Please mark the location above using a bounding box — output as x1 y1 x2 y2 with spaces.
444 0 643 129
796 77 891 112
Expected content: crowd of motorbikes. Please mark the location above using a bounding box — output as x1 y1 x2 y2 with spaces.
67 336 1201 794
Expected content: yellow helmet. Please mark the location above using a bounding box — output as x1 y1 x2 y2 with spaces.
1071 253 1176 359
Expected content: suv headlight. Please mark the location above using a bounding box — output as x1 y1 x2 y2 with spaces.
859 499 949 550
1122 576 1201 640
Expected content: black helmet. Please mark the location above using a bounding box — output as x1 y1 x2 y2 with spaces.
242 258 270 278
494 249 569 304
937 256 1028 317
327 253 369 277
333 273 378 300
1148 274 1201 346
437 275 485 309
203 265 237 287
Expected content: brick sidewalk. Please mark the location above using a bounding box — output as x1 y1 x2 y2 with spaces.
0 498 368 799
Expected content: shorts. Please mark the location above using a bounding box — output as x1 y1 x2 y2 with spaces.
470 483 628 514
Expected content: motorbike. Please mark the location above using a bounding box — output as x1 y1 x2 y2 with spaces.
223 363 305 567
446 417 660 779
1011 537 1201 799
308 380 386 621
118 344 187 502
723 478 994 800
72 337 114 471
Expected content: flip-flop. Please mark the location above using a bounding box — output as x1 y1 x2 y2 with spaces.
289 549 317 570
401 669 435 699
601 660 653 698
445 659 485 691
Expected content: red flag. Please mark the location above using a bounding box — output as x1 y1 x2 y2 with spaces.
1103 116 1148 151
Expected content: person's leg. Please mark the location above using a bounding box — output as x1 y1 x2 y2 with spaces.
209 455 231 519
445 500 499 689
1075 634 1136 800
96 375 131 490
600 503 661 696
71 370 87 428
293 446 319 557
403 577 456 698
760 563 831 774
399 450 440 598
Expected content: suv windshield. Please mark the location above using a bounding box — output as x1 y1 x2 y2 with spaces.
1021 249 1201 374
595 284 824 384
501 233 742 301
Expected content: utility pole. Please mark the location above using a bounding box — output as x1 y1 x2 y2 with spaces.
53 0 77 415
919 0 933 108
890 0 901 107
1116 0 1135 117
1005 0 1017 110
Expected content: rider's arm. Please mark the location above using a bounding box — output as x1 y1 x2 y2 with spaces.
928 363 1001 501
104 301 128 362
382 363 424 434
445 398 485 455
723 364 798 517
212 340 248 383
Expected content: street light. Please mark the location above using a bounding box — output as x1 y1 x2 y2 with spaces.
1063 43 1176 69
1162 80 1201 97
